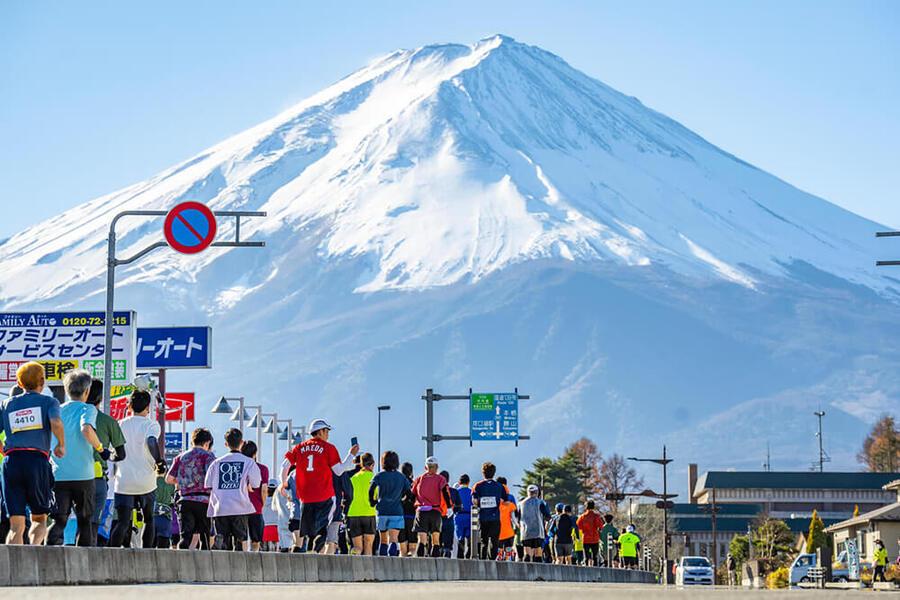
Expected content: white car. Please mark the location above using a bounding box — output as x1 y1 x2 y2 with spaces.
676 556 715 586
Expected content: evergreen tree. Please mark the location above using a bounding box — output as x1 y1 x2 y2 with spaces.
805 509 828 555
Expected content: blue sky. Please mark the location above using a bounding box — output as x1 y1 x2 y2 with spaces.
1 1 898 239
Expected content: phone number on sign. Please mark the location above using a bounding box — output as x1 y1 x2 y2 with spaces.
60 316 128 327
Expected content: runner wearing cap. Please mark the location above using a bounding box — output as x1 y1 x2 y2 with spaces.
280 418 358 551
518 484 551 562
411 456 453 557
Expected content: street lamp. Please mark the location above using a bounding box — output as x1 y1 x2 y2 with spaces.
628 446 674 582
377 405 391 465
243 404 263 465
212 396 246 432
262 412 278 473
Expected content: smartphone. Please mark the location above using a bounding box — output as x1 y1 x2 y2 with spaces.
351 436 358 446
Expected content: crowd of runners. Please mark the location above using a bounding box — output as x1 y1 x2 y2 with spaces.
0 361 645 567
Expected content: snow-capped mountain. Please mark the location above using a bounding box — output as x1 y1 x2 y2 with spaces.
1 35 897 488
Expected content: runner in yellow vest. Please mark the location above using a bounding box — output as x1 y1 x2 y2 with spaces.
873 539 888 583
617 525 642 569
347 452 377 555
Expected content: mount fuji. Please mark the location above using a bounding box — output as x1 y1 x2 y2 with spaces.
2 35 898 489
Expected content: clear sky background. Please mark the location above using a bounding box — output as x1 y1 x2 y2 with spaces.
1 0 897 240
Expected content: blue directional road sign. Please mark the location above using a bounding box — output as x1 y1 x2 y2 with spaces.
469 392 518 441
136 326 211 369
164 432 185 450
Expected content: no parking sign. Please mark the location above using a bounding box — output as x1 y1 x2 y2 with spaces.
163 201 217 254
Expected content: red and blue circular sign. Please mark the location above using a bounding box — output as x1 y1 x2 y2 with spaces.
163 201 217 254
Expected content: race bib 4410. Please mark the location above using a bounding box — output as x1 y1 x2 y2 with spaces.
10 407 42 433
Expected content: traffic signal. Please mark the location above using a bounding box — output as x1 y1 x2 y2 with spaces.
605 493 626 501
655 500 674 509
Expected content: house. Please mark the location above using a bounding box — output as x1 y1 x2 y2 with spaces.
825 479 900 563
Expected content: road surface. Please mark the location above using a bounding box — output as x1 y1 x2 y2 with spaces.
9 582 875 598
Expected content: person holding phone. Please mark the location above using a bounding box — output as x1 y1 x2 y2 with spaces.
280 418 358 552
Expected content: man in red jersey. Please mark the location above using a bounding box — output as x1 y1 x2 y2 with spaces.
279 418 358 551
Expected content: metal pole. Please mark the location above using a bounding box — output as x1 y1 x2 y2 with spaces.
815 411 825 473
711 487 718 581
425 388 434 458
102 227 117 415
256 407 262 463
157 369 167 456
663 444 669 584
239 397 245 434
181 406 186 452
378 409 382 466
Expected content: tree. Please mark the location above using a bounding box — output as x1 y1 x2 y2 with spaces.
521 454 588 507
730 534 750 564
597 454 644 514
564 437 603 499
805 509 828 555
752 516 793 561
858 415 900 472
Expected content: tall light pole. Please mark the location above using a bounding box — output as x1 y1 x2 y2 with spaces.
628 446 674 583
262 412 278 472
814 410 826 473
211 396 247 432
244 404 263 463
377 405 391 465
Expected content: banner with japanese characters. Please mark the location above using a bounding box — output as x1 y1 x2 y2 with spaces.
136 326 211 369
0 311 136 386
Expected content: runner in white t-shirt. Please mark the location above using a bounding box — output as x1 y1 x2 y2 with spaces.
204 428 261 551
109 391 164 548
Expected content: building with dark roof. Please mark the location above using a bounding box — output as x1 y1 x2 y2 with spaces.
669 465 900 563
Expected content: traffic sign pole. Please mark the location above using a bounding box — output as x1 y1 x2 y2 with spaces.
102 206 265 414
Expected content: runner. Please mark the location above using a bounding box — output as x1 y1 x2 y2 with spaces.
325 455 356 555
454 474 473 558
552 504 576 565
166 427 215 549
47 369 103 547
369 450 409 557
518 484 550 562
347 452 377 555
204 428 261 551
0 362 64 545
438 469 460 558
617 524 641 569
411 456 452 558
572 516 584 565
85 378 126 546
472 462 505 560
599 513 619 567
399 462 417 556
285 465 304 552
280 418 358 552
240 440 269 551
498 492 518 561
576 500 603 566
153 473 175 548
110 390 164 548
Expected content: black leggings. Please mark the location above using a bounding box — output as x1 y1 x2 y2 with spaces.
479 520 501 560
48 480 95 547
584 543 599 565
178 500 212 549
109 492 155 548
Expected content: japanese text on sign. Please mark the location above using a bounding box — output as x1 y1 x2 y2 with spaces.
469 392 519 441
0 312 135 385
136 326 211 369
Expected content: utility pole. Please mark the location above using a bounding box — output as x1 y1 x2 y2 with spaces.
815 410 826 473
627 446 674 583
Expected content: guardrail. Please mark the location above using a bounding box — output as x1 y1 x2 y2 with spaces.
0 546 658 587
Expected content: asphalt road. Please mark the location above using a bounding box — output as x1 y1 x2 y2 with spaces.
8 582 880 598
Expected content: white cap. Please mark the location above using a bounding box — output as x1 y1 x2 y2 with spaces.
527 484 539 493
626 524 635 533
425 456 439 466
308 418 332 434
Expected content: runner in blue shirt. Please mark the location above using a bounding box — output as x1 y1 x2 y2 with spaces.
0 362 64 545
454 474 473 558
472 462 505 560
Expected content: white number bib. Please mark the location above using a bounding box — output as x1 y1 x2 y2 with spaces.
479 496 498 509
10 407 42 433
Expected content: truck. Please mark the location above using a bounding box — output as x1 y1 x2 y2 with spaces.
789 551 868 585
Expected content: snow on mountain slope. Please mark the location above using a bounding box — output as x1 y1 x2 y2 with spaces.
0 34 893 309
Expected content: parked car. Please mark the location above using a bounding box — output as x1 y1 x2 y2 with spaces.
675 556 715 586
789 552 865 585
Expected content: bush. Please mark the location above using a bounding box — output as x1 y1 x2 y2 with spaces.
766 566 790 589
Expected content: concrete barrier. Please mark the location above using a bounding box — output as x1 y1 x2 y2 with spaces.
0 545 657 586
